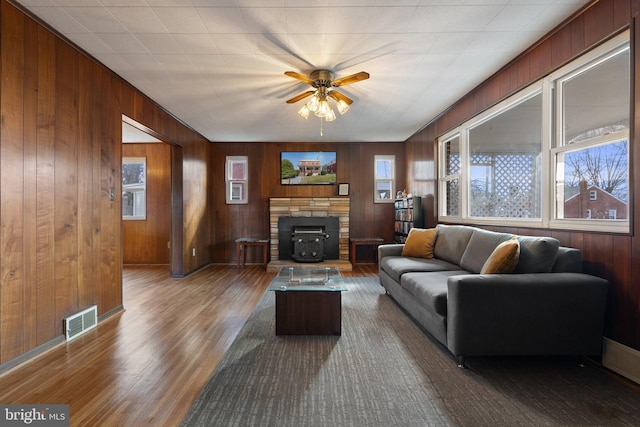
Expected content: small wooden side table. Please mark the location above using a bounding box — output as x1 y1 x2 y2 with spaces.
349 237 385 265
235 238 269 269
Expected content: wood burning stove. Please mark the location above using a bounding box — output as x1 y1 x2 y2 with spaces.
278 217 339 262
291 226 328 263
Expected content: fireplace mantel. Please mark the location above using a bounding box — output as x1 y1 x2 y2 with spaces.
269 198 350 265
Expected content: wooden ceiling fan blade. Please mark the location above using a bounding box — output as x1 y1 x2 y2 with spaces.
332 71 369 86
284 71 314 85
286 90 315 104
329 90 353 105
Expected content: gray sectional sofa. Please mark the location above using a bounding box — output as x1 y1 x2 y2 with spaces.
378 224 609 367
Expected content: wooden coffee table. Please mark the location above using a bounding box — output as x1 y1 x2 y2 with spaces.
268 266 346 336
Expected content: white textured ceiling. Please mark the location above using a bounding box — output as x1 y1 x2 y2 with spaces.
16 0 590 143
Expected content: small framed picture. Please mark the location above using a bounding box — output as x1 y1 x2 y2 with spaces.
338 183 349 196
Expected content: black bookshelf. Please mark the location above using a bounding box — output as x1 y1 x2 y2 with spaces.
394 197 423 243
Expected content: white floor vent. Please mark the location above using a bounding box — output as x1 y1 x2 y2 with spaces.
64 305 98 341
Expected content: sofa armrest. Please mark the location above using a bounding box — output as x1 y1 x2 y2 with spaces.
446 273 608 358
378 244 404 261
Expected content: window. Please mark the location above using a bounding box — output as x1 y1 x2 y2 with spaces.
122 157 146 220
439 86 543 224
374 155 395 203
438 30 629 233
467 92 542 219
552 35 629 231
439 134 460 217
226 156 248 204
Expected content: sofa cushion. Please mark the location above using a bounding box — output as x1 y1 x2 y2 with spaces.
401 270 469 316
380 256 458 283
459 228 513 273
433 225 474 266
480 236 520 274
401 227 438 258
552 247 583 273
514 236 559 273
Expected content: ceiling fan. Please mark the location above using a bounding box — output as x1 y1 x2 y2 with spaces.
284 70 370 122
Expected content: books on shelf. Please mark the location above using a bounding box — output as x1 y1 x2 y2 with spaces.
393 197 423 243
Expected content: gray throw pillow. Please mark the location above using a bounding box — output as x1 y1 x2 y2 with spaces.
459 228 513 274
551 247 583 273
514 236 559 273
433 225 474 265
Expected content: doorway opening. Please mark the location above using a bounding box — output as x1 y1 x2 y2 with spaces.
121 115 183 277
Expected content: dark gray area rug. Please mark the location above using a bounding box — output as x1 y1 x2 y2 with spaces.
181 277 640 427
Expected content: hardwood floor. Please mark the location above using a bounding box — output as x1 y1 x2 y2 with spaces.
0 263 378 426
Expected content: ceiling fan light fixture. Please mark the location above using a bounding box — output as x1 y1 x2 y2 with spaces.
324 108 337 122
284 70 369 130
316 99 332 118
335 99 350 115
297 104 310 119
306 93 319 112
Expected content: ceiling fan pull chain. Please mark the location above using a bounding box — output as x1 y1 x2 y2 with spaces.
320 117 323 136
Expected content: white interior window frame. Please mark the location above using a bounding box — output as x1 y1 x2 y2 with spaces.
374 155 396 203
550 132 629 232
466 83 546 227
548 30 630 233
437 130 462 221
122 156 147 221
437 30 630 234
226 156 248 205
438 82 546 229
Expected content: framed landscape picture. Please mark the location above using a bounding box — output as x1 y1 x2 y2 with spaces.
281 151 337 185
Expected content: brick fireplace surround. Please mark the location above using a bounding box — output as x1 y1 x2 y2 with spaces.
269 198 350 271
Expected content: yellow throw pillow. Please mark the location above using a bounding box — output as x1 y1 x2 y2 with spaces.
480 236 520 274
401 228 438 259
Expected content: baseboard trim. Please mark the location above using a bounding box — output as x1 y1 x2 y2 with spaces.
0 336 65 376
0 305 125 376
99 305 124 322
602 337 640 385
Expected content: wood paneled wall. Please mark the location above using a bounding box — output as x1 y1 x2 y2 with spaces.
406 0 639 351
0 0 211 366
122 143 171 265
211 142 405 263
